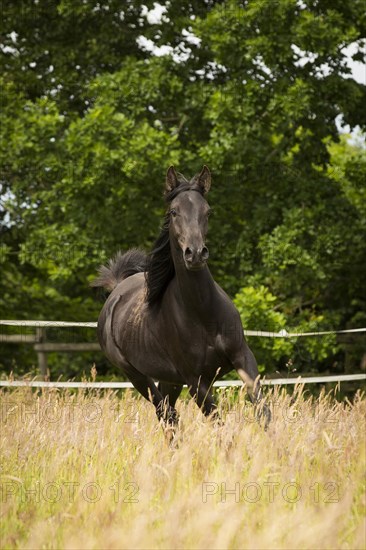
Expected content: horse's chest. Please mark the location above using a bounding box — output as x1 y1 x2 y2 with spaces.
172 328 223 373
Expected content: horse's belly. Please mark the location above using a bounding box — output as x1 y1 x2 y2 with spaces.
110 304 184 384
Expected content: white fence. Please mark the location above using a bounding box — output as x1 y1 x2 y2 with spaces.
1 319 366 337
1 320 365 388
0 374 365 389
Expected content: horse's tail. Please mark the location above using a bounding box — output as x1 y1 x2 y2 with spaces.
91 249 147 292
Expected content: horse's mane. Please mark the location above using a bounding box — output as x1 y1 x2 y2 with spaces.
145 181 203 307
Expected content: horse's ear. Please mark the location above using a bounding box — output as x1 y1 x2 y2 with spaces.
166 166 179 193
196 165 211 194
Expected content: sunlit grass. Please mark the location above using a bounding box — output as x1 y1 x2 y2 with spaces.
1 385 365 549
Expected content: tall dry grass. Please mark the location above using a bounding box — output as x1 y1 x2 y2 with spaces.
0 384 365 549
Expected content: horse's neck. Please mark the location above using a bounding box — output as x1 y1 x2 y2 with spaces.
171 251 218 319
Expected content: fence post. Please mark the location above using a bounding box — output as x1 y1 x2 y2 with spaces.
35 327 48 378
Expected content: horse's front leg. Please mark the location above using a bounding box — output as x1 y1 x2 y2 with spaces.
187 375 221 422
234 345 271 429
122 362 179 433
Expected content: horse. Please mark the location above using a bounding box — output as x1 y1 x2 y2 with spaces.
92 166 269 429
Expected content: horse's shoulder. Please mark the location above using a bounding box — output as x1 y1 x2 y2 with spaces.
214 282 238 312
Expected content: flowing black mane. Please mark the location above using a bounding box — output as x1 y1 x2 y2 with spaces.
145 182 204 306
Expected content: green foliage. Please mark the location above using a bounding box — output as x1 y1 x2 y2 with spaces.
1 0 365 378
234 285 293 372
234 285 337 373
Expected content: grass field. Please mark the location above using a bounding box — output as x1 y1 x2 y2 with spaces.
1 384 365 549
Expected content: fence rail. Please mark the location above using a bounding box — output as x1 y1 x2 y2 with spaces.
1 320 365 383
1 374 365 389
1 319 366 337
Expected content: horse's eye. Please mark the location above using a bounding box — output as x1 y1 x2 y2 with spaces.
170 209 177 217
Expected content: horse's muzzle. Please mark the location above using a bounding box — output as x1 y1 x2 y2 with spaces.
184 246 209 270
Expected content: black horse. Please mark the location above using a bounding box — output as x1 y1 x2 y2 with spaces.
93 166 268 428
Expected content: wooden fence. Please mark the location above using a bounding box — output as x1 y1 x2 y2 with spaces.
1 327 99 376
1 320 365 384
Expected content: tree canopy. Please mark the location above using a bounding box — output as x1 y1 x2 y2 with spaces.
1 0 365 378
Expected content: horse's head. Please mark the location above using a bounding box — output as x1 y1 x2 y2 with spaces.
165 166 211 271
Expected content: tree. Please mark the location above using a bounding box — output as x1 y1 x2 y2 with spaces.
1 0 365 377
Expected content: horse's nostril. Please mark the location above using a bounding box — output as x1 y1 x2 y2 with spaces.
201 246 209 261
184 247 193 261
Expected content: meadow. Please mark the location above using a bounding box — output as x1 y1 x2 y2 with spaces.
1 384 365 549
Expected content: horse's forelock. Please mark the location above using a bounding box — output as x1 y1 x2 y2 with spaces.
165 183 204 203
